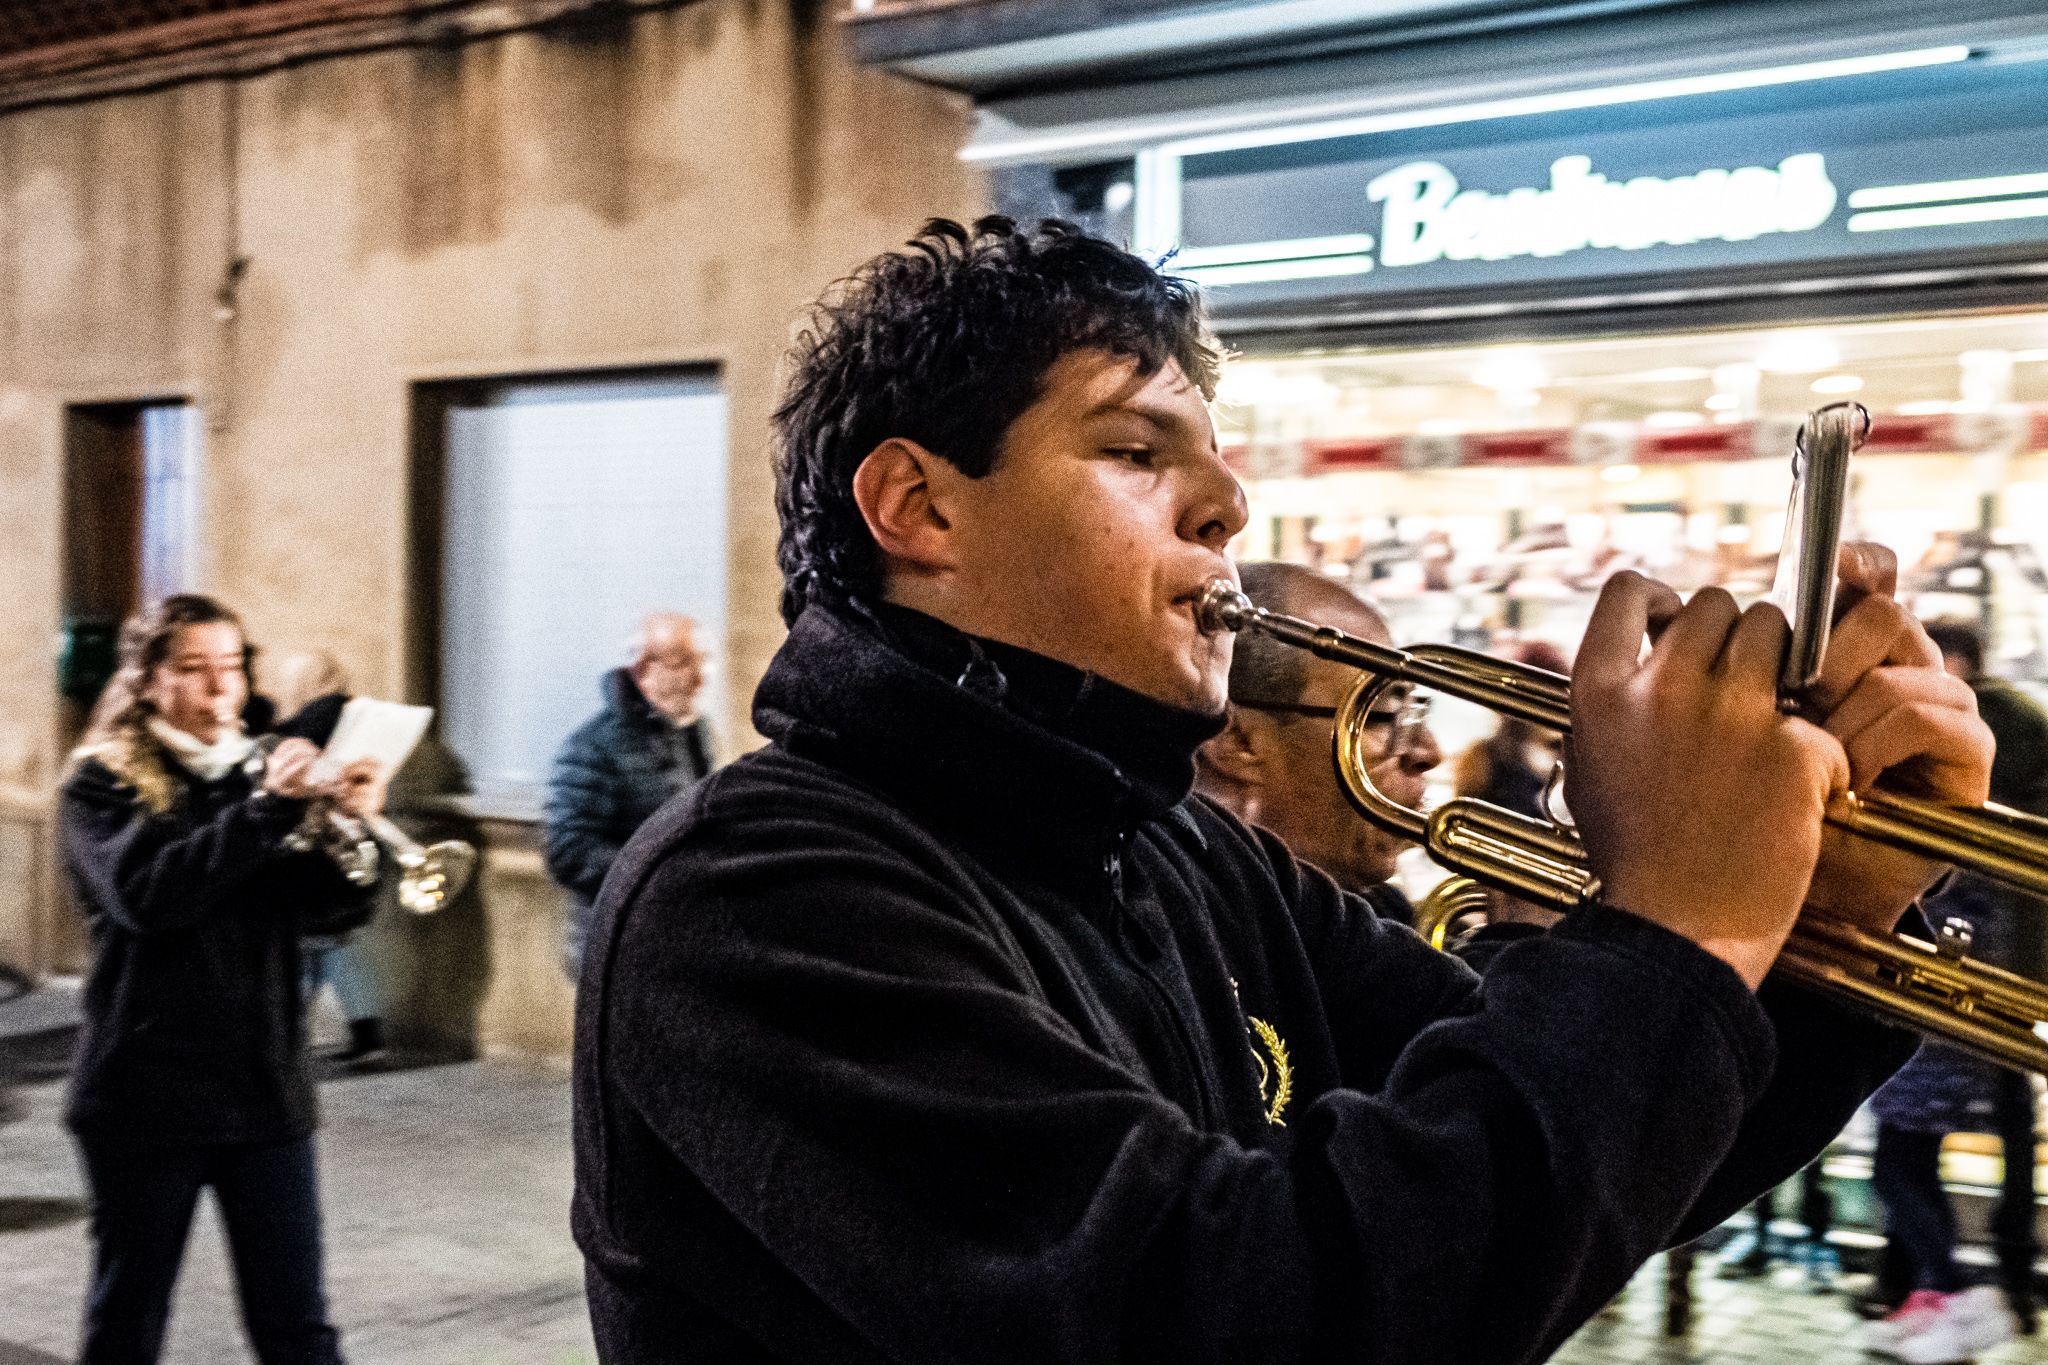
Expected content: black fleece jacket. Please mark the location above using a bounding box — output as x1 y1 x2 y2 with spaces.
573 598 1913 1365
61 738 376 1144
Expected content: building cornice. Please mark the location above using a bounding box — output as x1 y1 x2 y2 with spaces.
0 0 682 114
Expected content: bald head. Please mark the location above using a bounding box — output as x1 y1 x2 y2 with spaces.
634 613 699 662
1228 562 1392 708
269 649 351 719
1200 563 1435 893
630 613 707 724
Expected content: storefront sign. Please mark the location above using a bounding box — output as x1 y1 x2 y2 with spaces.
1153 60 2048 304
1368 153 1837 267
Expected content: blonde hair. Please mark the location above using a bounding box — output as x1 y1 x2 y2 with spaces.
68 595 246 812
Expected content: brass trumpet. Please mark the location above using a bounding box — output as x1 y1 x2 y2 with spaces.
254 731 478 916
283 803 478 916
1192 581 2048 1074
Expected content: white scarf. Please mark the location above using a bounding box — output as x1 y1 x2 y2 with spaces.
147 716 256 783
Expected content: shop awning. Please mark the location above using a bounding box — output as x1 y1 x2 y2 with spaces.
962 0 2048 165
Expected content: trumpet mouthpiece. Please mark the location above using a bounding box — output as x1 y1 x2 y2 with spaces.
1194 578 1254 636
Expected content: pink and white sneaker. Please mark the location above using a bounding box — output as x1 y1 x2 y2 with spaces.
1865 1290 1949 1357
1866 1286 2017 1362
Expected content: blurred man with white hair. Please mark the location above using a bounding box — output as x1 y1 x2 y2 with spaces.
546 614 717 978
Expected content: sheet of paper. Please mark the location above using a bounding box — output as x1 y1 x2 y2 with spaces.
309 698 434 785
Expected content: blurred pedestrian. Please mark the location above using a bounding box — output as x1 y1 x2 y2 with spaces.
1452 638 1568 820
1863 916 2021 1360
266 650 391 1068
1926 620 2048 1326
1452 639 1571 937
1858 624 2043 1358
545 613 717 978
59 595 383 1365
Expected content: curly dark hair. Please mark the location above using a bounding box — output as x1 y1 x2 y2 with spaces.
772 216 1224 624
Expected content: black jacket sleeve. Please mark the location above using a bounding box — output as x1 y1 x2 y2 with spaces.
544 723 624 902
594 794 1831 1365
1286 838 1912 1254
61 764 313 936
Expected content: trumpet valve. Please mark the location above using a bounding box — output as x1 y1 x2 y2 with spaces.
1937 916 1975 962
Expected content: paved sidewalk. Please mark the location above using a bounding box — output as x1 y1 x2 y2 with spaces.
1556 1257 2048 1365
10 1031 2048 1363
0 1058 593 1365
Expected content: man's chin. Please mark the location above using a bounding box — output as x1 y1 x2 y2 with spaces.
1101 657 1227 716
1161 672 1229 717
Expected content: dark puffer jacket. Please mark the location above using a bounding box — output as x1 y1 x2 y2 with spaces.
544 668 713 975
60 730 376 1145
573 597 1912 1365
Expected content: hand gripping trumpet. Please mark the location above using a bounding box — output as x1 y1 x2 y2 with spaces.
256 737 478 915
1194 407 2048 1073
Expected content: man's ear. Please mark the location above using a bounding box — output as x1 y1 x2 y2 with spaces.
852 438 961 577
1202 707 1269 785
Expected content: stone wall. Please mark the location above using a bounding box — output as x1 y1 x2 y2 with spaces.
0 0 982 1056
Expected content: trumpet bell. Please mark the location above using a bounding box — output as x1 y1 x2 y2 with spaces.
395 840 477 915
1412 877 1492 952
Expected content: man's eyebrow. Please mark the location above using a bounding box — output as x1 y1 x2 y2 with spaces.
1085 397 1180 426
1083 397 1215 451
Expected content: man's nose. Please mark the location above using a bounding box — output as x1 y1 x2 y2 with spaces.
1182 452 1249 550
1403 725 1443 774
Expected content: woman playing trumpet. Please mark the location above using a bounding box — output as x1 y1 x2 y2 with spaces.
60 594 384 1365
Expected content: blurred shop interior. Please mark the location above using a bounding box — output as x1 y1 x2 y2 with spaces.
1218 314 2048 810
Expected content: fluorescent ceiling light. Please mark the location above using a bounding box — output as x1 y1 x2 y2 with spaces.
1180 255 1375 287
964 45 1971 163
1848 196 2048 232
1172 233 1376 269
1848 172 2048 209
1471 350 1547 393
1758 334 1841 373
1810 374 1866 394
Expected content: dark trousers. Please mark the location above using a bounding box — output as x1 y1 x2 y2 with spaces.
75 1134 345 1365
1993 1069 2041 1297
1871 1083 2039 1310
1874 1124 1967 1294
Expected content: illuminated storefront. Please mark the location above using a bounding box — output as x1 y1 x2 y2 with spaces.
1132 48 2048 670
1218 314 2048 669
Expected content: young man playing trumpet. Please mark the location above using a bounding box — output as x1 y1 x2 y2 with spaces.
573 218 1991 1365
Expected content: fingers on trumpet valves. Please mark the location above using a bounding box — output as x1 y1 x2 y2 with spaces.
1572 571 1682 703
1806 594 1941 715
1719 600 1793 691
1834 540 1899 602
1644 585 1742 681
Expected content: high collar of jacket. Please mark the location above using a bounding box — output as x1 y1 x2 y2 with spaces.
603 667 672 732
754 598 1224 872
